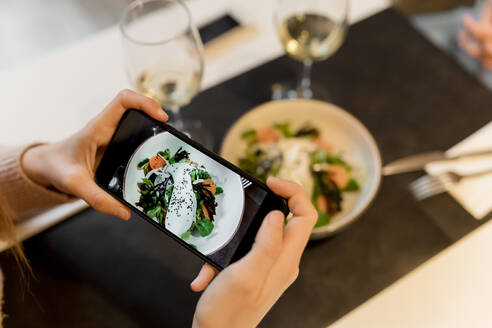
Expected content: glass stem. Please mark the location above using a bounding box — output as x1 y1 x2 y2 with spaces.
298 59 313 98
168 105 183 130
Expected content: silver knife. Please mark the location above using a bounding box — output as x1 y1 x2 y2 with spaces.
383 149 492 176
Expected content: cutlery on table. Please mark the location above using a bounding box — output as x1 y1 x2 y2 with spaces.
383 149 492 176
409 168 492 200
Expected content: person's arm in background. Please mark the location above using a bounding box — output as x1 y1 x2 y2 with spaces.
0 90 167 248
458 5 492 69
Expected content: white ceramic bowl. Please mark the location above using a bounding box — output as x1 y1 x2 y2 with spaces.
124 131 245 254
220 99 382 239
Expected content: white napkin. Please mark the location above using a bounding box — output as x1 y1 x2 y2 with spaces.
425 121 492 219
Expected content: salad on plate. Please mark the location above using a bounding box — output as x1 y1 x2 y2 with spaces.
238 122 360 227
135 147 224 243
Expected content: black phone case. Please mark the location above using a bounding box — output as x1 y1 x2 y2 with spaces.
95 109 289 270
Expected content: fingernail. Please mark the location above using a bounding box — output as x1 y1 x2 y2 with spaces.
190 277 199 288
267 176 279 183
119 208 130 220
160 108 168 120
267 211 282 225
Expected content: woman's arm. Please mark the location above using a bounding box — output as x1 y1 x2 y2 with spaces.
0 144 72 222
0 90 167 225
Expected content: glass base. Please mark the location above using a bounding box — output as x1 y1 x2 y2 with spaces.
271 82 330 101
168 119 214 149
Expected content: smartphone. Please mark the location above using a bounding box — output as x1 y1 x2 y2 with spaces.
95 109 289 270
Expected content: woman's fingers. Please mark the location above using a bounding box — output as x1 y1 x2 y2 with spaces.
266 176 317 263
191 211 285 292
266 177 316 218
281 215 316 265
86 89 168 145
191 263 219 292
239 210 285 276
70 175 131 220
102 89 168 128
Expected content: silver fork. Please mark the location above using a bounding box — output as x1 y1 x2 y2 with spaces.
409 168 492 200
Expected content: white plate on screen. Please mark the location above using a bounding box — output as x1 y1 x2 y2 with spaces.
123 131 245 254
220 99 382 239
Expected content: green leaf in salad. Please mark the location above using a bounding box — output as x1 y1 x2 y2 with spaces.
188 221 197 232
197 199 204 212
344 178 360 192
196 204 205 221
197 169 211 180
311 150 351 171
146 205 161 219
158 149 171 160
312 171 342 214
161 197 169 213
142 162 150 175
239 149 267 181
274 122 294 138
241 129 256 138
241 129 257 145
181 231 191 241
138 158 149 168
189 243 198 250
142 178 154 187
295 125 320 138
166 185 173 200
157 211 164 225
315 210 331 228
215 186 224 195
196 219 214 237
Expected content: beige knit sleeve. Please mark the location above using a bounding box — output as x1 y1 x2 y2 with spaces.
0 144 73 222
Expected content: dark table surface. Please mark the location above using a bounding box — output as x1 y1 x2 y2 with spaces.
3 8 492 328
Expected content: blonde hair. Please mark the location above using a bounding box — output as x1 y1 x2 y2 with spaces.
0 210 32 280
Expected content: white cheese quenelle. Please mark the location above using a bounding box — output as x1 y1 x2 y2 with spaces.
276 138 317 200
164 162 197 236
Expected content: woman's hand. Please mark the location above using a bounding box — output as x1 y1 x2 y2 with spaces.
458 6 492 69
191 177 317 328
22 90 168 220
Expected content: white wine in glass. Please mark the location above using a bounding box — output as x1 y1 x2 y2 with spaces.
136 69 202 108
120 0 212 146
279 13 346 61
274 0 349 99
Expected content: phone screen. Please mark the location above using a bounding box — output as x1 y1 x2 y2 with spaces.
95 110 288 269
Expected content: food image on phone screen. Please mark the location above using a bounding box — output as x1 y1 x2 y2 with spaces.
95 110 288 269
125 131 248 257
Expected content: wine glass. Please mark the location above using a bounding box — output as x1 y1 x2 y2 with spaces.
119 0 212 146
273 0 349 99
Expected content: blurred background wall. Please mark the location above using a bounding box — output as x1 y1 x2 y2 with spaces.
0 0 477 70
